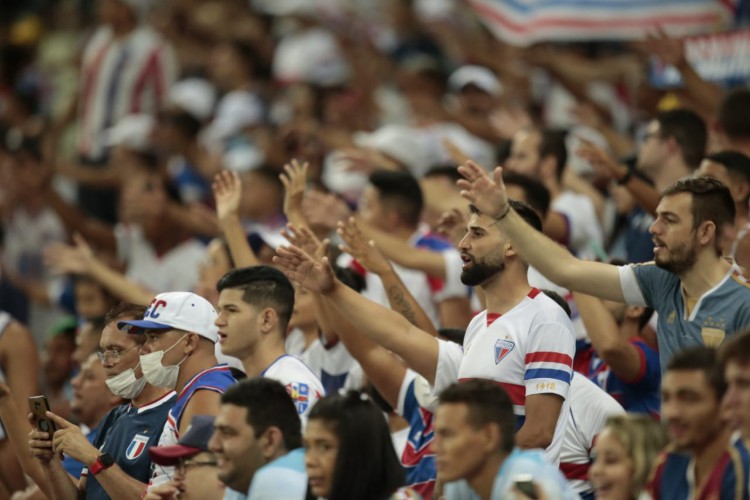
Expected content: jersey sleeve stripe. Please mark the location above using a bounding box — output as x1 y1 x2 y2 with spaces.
525 351 573 366
459 378 526 405
524 368 571 384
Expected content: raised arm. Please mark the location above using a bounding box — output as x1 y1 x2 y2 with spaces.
213 171 259 268
457 161 624 301
280 159 310 229
577 139 660 216
338 218 438 336
573 292 644 382
314 297 406 407
45 188 117 254
46 234 154 305
273 245 440 384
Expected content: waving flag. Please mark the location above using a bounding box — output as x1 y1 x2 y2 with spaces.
467 0 737 46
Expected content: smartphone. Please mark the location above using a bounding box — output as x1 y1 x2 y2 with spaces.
512 474 538 500
28 396 57 435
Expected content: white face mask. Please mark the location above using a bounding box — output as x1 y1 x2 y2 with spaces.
140 334 188 389
105 362 147 399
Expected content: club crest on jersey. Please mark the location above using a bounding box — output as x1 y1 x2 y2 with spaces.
494 339 514 365
286 382 310 414
126 434 150 460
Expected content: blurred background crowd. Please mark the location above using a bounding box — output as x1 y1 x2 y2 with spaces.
2 0 750 498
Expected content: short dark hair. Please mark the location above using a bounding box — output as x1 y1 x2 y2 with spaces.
468 199 542 233
537 129 568 181
502 171 551 217
221 378 302 451
718 89 750 142
719 330 750 369
369 170 424 227
656 109 707 170
308 391 405 500
706 151 750 204
661 176 735 255
104 303 148 324
438 379 515 453
541 289 571 318
438 328 466 345
510 199 543 232
216 266 295 334
667 347 726 399
163 109 202 139
104 303 149 345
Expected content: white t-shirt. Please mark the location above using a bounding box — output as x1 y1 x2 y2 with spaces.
552 190 603 259
433 289 575 464
302 336 359 396
561 373 625 497
115 224 206 293
262 355 325 425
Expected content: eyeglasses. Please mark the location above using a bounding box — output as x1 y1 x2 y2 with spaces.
96 344 139 363
175 457 218 474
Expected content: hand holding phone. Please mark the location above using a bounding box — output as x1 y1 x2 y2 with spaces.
28 395 57 436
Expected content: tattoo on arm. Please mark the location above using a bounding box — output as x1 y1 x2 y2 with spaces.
387 285 418 326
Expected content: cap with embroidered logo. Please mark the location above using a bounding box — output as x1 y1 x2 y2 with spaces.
117 292 219 343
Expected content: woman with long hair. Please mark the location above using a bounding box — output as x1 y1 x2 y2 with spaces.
304 391 416 500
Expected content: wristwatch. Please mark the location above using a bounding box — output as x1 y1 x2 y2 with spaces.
89 453 115 476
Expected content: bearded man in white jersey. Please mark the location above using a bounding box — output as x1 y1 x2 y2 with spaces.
274 200 575 464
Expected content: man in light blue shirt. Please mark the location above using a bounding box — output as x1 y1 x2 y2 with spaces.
435 380 576 500
458 164 750 370
209 378 307 500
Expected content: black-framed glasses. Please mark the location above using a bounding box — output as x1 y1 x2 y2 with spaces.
175 457 218 474
96 344 139 363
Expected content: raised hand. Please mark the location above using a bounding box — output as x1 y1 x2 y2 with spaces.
337 217 392 276
489 107 532 141
456 161 508 219
633 27 686 67
212 170 242 222
279 159 309 220
281 223 326 260
273 245 336 294
302 190 352 230
45 233 96 275
575 137 626 181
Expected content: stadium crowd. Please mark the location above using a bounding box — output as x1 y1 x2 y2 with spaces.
2 0 750 498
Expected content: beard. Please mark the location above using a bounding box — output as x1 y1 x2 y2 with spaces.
654 239 699 275
460 256 505 287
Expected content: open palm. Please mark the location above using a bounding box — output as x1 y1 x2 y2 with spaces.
274 245 335 294
456 161 508 219
213 170 242 221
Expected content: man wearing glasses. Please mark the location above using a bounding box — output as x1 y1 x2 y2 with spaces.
29 303 177 500
146 415 224 500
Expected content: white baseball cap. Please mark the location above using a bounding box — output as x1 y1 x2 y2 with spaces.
448 65 502 96
103 113 155 152
168 78 217 121
118 292 219 343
